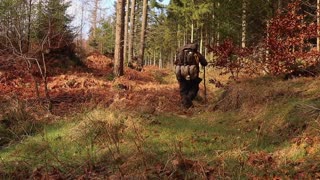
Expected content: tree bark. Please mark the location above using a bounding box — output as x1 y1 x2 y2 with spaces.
128 0 136 65
317 0 320 52
139 0 148 67
191 21 194 43
241 0 247 48
80 0 85 47
124 0 130 62
92 0 100 40
159 51 162 69
114 0 125 77
216 2 220 46
27 0 32 52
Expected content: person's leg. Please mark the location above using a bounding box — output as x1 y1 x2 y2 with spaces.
188 78 202 101
179 79 193 108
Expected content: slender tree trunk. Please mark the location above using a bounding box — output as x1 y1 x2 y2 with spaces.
153 50 156 66
27 0 32 52
92 0 100 40
216 2 220 46
266 0 270 63
124 0 130 62
159 51 162 69
191 21 194 43
41 52 52 111
128 0 136 65
317 0 320 52
139 0 148 68
80 1 85 47
200 28 203 54
241 0 247 48
114 0 125 77
178 25 181 47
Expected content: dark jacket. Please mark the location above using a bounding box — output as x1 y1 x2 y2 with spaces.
175 43 208 67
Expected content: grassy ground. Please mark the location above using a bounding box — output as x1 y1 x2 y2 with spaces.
1 66 320 179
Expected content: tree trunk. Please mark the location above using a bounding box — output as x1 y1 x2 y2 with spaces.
317 0 320 52
266 0 270 63
191 21 194 43
177 24 181 47
139 0 148 68
200 28 203 54
216 2 220 46
114 0 125 77
128 0 136 65
153 50 156 66
80 0 85 48
159 51 162 69
124 0 130 62
27 0 32 52
92 0 100 40
241 0 247 48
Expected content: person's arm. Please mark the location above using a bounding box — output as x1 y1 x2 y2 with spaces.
197 52 208 66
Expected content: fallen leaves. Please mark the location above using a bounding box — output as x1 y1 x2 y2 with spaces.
0 53 183 117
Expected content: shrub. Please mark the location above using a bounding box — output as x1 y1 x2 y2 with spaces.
265 0 320 76
207 39 251 79
0 100 42 146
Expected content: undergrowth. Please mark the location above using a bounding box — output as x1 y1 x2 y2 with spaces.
1 72 320 178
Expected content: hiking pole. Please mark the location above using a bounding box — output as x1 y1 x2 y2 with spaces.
203 66 207 104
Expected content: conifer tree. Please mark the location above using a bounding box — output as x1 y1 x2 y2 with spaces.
36 0 74 49
114 0 125 76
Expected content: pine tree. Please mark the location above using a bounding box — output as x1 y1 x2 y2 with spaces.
139 0 149 68
114 0 125 76
128 0 136 65
36 0 74 50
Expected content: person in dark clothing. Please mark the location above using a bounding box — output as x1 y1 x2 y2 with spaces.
174 43 208 108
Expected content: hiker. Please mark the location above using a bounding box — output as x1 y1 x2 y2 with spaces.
174 43 208 108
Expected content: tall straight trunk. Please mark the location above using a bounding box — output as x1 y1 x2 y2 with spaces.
114 0 125 77
27 0 32 52
241 0 247 48
139 0 148 67
124 0 130 62
153 50 156 66
159 51 162 69
191 21 194 43
128 0 136 65
177 24 181 48
317 0 320 52
200 28 203 54
266 0 270 62
80 2 84 47
92 0 100 39
216 2 220 46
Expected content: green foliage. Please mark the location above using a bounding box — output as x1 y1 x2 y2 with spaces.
35 0 75 48
88 17 115 54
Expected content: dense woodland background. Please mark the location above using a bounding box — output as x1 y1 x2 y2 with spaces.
2 0 320 76
2 0 320 179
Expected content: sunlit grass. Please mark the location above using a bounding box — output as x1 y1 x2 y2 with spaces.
1 71 320 178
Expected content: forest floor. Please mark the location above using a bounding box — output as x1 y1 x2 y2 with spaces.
1 52 320 179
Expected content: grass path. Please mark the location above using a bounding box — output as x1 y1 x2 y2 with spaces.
1 67 320 178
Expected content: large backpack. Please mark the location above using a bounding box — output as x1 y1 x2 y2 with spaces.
175 44 200 80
